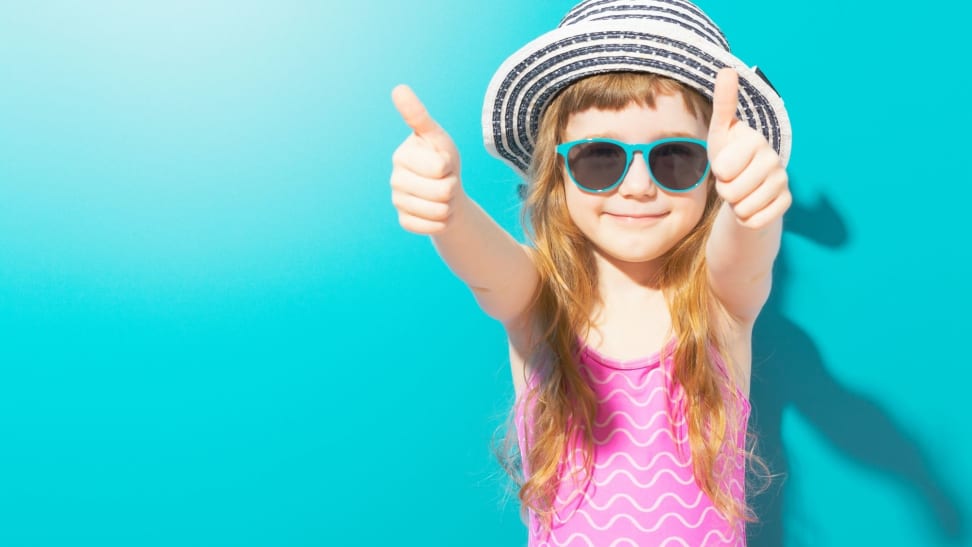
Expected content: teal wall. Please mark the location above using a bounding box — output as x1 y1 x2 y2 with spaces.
0 1 968 545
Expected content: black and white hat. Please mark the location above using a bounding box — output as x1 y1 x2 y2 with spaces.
482 0 792 178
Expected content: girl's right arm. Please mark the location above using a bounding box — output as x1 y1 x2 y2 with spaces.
390 85 539 324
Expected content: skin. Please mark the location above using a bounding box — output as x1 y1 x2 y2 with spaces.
390 69 791 398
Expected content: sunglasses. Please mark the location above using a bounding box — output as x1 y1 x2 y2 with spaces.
555 137 711 193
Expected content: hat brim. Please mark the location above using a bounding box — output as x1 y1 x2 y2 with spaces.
482 19 792 178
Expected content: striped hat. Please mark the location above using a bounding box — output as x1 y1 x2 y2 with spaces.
482 0 792 179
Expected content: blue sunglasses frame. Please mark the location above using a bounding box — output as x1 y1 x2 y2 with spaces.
555 137 711 194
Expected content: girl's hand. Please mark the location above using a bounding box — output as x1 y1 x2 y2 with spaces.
706 68 791 229
390 85 465 235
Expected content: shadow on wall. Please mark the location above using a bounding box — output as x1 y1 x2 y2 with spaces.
747 192 967 546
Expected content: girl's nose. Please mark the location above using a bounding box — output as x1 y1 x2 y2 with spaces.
618 152 656 197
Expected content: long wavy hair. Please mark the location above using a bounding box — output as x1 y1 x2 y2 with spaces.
493 72 770 534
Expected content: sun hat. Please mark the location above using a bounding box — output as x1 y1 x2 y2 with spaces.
482 0 792 179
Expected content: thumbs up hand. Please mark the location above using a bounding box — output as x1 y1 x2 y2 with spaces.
707 68 791 230
390 85 465 235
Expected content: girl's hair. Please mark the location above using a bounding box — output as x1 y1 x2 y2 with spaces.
493 71 770 534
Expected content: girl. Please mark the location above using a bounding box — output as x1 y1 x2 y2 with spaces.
390 1 791 545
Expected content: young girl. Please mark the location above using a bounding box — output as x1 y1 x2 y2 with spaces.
390 1 791 544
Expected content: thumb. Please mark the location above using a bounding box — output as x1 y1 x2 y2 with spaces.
707 68 739 160
391 84 456 156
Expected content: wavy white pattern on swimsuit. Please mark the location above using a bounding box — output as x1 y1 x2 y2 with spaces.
515 342 751 546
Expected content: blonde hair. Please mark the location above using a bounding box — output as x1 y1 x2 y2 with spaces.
493 72 770 534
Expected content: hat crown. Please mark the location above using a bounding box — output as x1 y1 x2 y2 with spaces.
558 0 730 52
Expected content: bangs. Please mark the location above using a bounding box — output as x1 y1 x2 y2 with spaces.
549 72 712 139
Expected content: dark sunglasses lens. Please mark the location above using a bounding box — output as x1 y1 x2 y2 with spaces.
567 142 627 190
648 141 708 190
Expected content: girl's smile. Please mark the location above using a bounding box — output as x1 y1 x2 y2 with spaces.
604 211 669 221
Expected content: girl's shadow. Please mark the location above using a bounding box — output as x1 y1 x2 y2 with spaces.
747 193 967 545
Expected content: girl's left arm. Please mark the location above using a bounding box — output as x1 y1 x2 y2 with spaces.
704 69 791 323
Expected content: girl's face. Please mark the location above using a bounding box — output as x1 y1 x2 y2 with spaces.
562 94 710 271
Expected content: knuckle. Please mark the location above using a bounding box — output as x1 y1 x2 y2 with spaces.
391 141 413 167
429 202 452 222
404 215 437 234
399 214 437 235
714 151 743 181
398 212 417 232
766 169 788 193
391 147 404 167
433 177 459 203
429 156 451 179
734 201 754 221
390 190 407 211
714 180 733 201
740 212 763 229
759 148 780 170
735 125 760 149
711 153 730 179
723 186 744 205
742 125 764 146
389 169 409 192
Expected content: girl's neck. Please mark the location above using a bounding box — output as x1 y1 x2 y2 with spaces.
594 249 665 298
586 249 672 358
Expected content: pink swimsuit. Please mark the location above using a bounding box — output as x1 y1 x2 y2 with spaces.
515 342 750 546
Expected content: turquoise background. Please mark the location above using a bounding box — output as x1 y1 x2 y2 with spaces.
0 1 968 545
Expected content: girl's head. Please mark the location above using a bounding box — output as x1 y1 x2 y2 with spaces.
528 72 719 270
